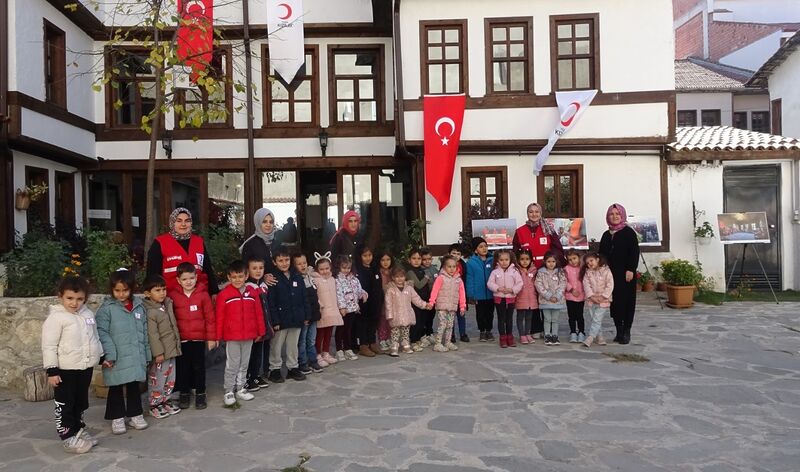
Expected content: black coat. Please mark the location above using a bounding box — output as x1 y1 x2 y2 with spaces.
599 226 640 320
330 231 360 262
355 263 384 319
267 269 311 329
241 236 280 273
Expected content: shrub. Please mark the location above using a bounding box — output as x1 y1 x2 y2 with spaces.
200 224 243 282
84 229 134 291
1 232 70 296
658 259 703 287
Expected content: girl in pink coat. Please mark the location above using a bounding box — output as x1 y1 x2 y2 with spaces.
486 250 524 348
581 252 614 348
515 250 538 345
311 255 341 365
384 267 431 357
564 249 587 343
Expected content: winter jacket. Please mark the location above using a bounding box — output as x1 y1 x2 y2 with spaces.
423 265 439 287
564 264 585 302
384 283 428 328
406 266 432 300
487 264 524 302
240 235 280 273
246 277 275 340
170 287 216 341
516 267 539 310
41 304 103 374
336 273 366 314
356 263 384 319
267 269 311 330
96 296 150 386
535 267 567 310
311 272 342 328
299 272 322 323
215 284 267 341
465 255 494 301
583 266 615 307
144 297 182 360
429 270 466 312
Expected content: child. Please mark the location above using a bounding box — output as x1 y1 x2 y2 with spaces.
376 250 394 351
267 249 311 382
428 255 466 352
216 260 266 405
244 257 273 392
420 248 438 342
448 243 469 343
487 249 523 348
170 262 216 410
42 276 103 453
466 237 495 342
515 250 538 345
582 252 614 348
354 245 383 357
535 252 567 346
406 249 433 351
384 267 432 356
564 249 587 343
142 274 182 419
335 255 367 360
293 252 324 374
96 269 150 435
312 253 340 366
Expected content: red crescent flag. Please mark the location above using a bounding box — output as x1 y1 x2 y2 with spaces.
424 94 466 211
177 0 214 82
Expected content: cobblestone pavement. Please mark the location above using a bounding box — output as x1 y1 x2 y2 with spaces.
2 295 799 472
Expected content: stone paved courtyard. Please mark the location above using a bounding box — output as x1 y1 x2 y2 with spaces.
1 295 799 472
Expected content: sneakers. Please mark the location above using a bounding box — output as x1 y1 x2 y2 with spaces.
544 335 553 346
486 332 496 341
379 340 391 351
552 335 561 346
111 418 126 435
256 376 270 388
316 355 330 368
577 333 586 343
178 393 191 410
162 402 181 415
389 342 400 357
520 335 530 345
418 337 432 348
344 349 359 360
77 428 98 447
411 343 424 352
583 335 594 348
460 334 470 343
310 362 324 373
336 350 346 362
287 368 307 381
223 392 236 406
268 369 285 384
433 343 448 352
236 388 255 401
596 335 607 346
149 404 170 419
195 393 207 410
127 415 148 430
323 352 338 364
479 331 487 342
569 332 579 343
402 344 413 354
358 345 376 358
299 364 314 375
63 435 92 454
445 342 458 351
244 378 261 392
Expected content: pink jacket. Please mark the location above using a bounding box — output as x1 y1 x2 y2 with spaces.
311 272 343 328
516 266 539 310
429 271 466 312
564 265 585 302
486 264 524 302
384 282 428 328
583 266 614 307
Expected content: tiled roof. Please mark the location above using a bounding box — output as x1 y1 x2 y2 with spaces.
748 31 800 87
671 126 800 152
675 58 752 91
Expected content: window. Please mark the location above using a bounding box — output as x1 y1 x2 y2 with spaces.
677 110 697 127
733 112 747 130
461 167 508 231
44 21 66 107
108 49 157 127
551 14 599 91
771 99 782 135
25 166 50 229
329 46 384 124
701 109 721 126
751 111 770 133
421 20 468 94
485 18 533 94
264 46 318 126
176 48 232 127
537 165 583 218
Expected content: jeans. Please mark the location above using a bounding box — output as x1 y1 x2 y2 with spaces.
456 310 467 336
542 308 563 336
587 304 608 337
567 300 586 334
516 309 533 337
224 340 253 393
298 322 318 367
495 300 515 335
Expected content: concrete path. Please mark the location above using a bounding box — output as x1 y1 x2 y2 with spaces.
1 295 799 471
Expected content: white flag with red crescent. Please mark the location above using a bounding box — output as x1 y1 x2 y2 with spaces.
267 0 305 85
534 90 598 175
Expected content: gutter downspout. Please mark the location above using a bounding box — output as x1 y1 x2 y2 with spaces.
0 0 13 252
243 0 256 236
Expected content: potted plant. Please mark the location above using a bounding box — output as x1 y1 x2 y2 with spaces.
637 271 655 292
15 183 48 211
694 221 715 244
658 259 703 309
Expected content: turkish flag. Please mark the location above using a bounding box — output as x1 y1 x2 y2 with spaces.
177 0 214 82
424 94 466 211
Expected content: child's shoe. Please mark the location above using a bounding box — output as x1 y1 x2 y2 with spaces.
288 368 307 381
344 349 359 360
310 362 324 373
323 352 338 364
195 393 207 410
389 345 400 357
411 342 423 352
402 344 414 354
486 332 496 341
569 332 579 343
268 369 285 384
77 428 98 447
236 388 255 401
149 404 170 419
299 364 313 375
256 376 270 388
244 378 261 392
520 335 529 345
127 415 149 430
544 335 553 346
596 335 607 346
552 335 561 346
499 335 508 348
577 333 586 343
507 335 517 347
479 331 487 342
369 343 383 355
583 335 594 348
419 337 432 348
460 334 470 342
379 340 391 351
433 343 448 352
358 345 376 357
316 357 329 368
178 393 191 410
111 418 126 435
445 342 458 351
336 350 346 362
63 435 92 454
162 402 181 415
223 392 236 406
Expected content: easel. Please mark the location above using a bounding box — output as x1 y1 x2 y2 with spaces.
640 253 664 309
722 243 779 304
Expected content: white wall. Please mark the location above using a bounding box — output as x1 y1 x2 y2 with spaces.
676 92 733 126
768 49 800 140
21 109 96 158
720 30 783 71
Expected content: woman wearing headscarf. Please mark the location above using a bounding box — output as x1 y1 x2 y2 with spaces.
240 208 281 275
512 203 565 268
598 203 640 345
146 207 219 295
329 210 362 261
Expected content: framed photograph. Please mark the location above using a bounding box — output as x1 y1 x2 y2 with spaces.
544 218 588 249
471 218 517 249
717 212 770 244
628 216 661 246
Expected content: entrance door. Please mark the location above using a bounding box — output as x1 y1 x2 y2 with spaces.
55 171 75 228
723 165 781 289
298 171 338 255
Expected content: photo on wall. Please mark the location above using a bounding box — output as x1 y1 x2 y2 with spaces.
544 218 588 249
628 216 662 246
717 212 770 244
471 218 517 249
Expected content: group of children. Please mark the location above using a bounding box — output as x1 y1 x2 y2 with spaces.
41 237 614 454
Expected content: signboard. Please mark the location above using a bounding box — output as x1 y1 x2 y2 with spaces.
628 216 661 246
545 218 588 250
87 209 111 220
471 218 517 249
717 212 770 244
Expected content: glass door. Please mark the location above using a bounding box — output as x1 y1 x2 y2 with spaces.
341 172 373 243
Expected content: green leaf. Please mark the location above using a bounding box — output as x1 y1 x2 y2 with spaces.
91 84 102 92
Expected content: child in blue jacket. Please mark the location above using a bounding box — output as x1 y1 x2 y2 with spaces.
465 237 495 342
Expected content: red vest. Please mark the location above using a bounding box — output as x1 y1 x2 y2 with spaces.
514 224 551 268
155 234 209 293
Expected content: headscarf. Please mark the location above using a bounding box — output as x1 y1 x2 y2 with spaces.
169 207 192 240
525 202 557 236
606 203 628 232
340 210 361 236
253 208 276 244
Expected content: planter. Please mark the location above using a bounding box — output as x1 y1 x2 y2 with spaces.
641 281 655 292
665 284 695 309
15 191 30 211
656 282 667 292
696 236 712 246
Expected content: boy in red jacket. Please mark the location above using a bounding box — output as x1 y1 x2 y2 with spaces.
170 262 216 410
216 260 266 406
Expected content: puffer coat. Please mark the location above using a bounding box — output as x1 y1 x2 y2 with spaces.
384 283 428 328
41 304 103 372
96 296 150 386
144 297 182 360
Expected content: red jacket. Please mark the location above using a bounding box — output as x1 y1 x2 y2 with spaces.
156 234 209 294
169 288 215 341
215 284 266 341
513 224 553 268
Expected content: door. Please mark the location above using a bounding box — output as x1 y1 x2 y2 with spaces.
723 165 781 289
298 171 337 255
55 171 75 228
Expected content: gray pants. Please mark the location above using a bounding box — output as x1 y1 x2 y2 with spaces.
269 327 301 371
224 341 253 393
542 309 563 336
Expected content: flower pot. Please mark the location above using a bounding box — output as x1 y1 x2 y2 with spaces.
656 282 667 292
641 281 655 292
696 236 712 246
665 284 695 309
15 191 30 211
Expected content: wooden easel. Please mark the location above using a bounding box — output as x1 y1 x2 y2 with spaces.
722 243 779 304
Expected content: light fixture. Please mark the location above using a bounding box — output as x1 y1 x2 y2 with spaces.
318 128 329 157
162 130 173 159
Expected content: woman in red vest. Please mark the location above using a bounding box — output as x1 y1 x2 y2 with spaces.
146 207 219 296
512 202 565 268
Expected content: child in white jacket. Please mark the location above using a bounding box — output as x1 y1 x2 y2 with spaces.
41 276 103 454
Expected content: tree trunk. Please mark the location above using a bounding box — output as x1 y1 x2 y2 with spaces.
23 366 54 402
144 0 165 254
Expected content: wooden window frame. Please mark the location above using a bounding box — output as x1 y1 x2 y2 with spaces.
44 20 66 108
174 46 234 128
771 99 782 135
420 19 469 96
751 111 770 133
105 47 160 129
550 13 600 92
460 166 509 232
536 164 584 218
677 110 697 127
327 44 386 127
732 111 748 130
25 166 51 226
484 17 534 95
262 44 320 128
701 109 721 126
